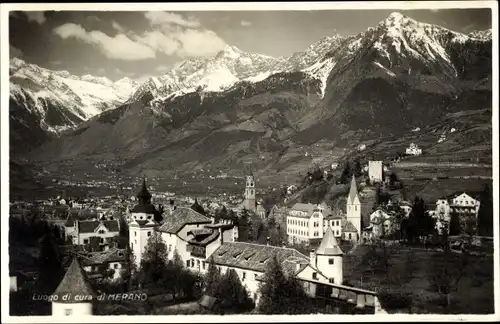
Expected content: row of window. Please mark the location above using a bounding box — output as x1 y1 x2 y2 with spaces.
133 231 152 237
288 228 308 236
287 218 342 228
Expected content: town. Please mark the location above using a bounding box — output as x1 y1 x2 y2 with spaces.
9 154 494 316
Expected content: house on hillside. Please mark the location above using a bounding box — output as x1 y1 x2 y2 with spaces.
405 143 422 156
433 191 480 234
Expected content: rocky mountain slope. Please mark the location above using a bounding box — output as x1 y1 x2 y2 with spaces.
24 12 492 187
9 58 139 154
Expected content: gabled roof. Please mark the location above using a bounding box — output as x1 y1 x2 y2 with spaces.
53 257 96 303
342 220 358 233
316 226 343 256
211 242 309 274
347 175 358 204
157 207 211 234
77 220 119 234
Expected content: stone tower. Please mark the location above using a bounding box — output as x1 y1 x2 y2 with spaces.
346 175 361 240
52 257 96 316
311 226 344 284
243 173 256 212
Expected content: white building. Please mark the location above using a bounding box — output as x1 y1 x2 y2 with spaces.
68 219 120 248
405 143 422 156
127 180 384 313
368 161 383 184
286 202 332 245
434 192 480 234
52 257 95 316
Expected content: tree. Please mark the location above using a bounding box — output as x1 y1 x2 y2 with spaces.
165 249 185 303
406 196 435 244
476 184 493 237
257 254 308 314
36 233 65 296
216 269 254 314
449 210 461 236
87 236 102 252
215 205 229 223
138 231 168 287
340 162 352 184
118 214 129 239
427 229 470 308
203 257 222 296
238 208 252 242
354 159 362 177
191 199 207 216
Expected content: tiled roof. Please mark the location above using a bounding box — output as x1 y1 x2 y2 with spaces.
157 207 212 234
79 247 127 266
188 230 220 246
188 228 213 236
316 227 343 256
130 203 159 214
342 220 358 233
77 220 119 233
211 242 309 274
53 257 96 303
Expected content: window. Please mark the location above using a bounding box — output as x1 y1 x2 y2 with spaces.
191 259 195 268
147 231 151 237
134 240 137 244
254 273 258 280
100 238 104 244
114 264 119 269
169 244 172 252
98 230 105 234
348 233 352 240
329 258 334 265
242 272 246 281
64 309 73 316
197 260 200 267
355 206 357 211
186 260 190 267
202 262 206 270
131 243 134 249
83 239 89 244
134 231 137 237
329 278 335 284
312 272 318 280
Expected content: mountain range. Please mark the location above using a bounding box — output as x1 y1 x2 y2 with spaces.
10 12 492 188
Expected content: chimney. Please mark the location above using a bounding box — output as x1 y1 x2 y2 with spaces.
310 249 316 267
266 237 270 246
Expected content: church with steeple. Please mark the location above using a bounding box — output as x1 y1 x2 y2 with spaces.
127 178 163 267
242 173 257 212
345 175 362 242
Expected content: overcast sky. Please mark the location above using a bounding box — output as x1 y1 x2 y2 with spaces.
9 8 492 81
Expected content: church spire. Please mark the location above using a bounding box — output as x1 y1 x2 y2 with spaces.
348 175 358 204
137 177 152 205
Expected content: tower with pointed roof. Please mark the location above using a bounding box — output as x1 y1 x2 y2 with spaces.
128 178 161 268
243 173 256 212
52 257 96 316
346 175 361 241
312 226 343 284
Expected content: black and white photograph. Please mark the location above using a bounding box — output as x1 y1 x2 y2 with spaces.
1 1 498 321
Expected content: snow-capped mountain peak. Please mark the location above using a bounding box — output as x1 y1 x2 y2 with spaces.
10 59 140 134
